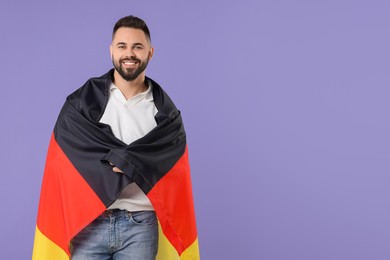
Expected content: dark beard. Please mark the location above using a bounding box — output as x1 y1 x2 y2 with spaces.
113 56 149 81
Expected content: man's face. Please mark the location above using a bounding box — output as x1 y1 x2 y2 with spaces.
110 27 153 81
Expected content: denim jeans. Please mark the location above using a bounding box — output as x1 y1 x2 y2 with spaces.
71 210 158 260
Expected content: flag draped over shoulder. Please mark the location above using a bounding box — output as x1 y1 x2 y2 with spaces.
32 70 200 259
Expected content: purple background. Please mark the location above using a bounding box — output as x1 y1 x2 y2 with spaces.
1 0 389 259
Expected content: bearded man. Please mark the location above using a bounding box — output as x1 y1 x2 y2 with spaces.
33 15 199 260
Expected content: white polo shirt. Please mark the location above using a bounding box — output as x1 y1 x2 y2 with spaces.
100 81 157 211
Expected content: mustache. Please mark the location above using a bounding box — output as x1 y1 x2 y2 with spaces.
120 57 141 63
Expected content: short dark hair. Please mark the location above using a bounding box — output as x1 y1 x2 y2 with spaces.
112 15 151 42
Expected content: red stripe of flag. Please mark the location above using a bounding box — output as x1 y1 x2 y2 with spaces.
148 146 197 255
36 133 106 255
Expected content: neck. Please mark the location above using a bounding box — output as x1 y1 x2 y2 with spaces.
113 70 148 100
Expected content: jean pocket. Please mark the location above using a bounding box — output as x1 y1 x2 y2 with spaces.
130 211 157 226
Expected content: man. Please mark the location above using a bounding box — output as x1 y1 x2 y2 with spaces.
70 15 158 260
33 16 200 260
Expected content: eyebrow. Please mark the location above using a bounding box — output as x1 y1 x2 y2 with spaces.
116 42 145 47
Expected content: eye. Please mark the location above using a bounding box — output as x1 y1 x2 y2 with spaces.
134 45 143 50
118 45 126 49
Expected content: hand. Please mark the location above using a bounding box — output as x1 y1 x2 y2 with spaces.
109 162 124 174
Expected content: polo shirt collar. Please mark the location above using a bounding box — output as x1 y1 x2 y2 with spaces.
109 80 154 106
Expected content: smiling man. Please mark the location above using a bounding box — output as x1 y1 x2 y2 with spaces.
33 15 199 260
70 16 158 260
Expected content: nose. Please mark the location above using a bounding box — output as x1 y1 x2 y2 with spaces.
126 48 136 57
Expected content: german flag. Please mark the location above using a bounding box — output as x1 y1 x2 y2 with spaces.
32 70 200 259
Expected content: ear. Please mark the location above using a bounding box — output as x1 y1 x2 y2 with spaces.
148 47 154 60
109 44 113 59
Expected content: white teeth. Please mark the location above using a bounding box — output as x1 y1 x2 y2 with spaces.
124 62 135 65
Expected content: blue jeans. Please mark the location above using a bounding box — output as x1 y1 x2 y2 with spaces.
71 210 158 260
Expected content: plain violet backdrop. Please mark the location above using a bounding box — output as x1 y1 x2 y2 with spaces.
1 0 390 259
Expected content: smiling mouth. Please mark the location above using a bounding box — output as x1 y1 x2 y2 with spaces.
123 61 136 65
122 59 139 66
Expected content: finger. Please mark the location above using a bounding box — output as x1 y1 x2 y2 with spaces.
112 167 124 173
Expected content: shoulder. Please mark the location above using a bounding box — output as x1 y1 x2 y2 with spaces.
66 69 114 121
146 76 181 124
68 70 113 103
